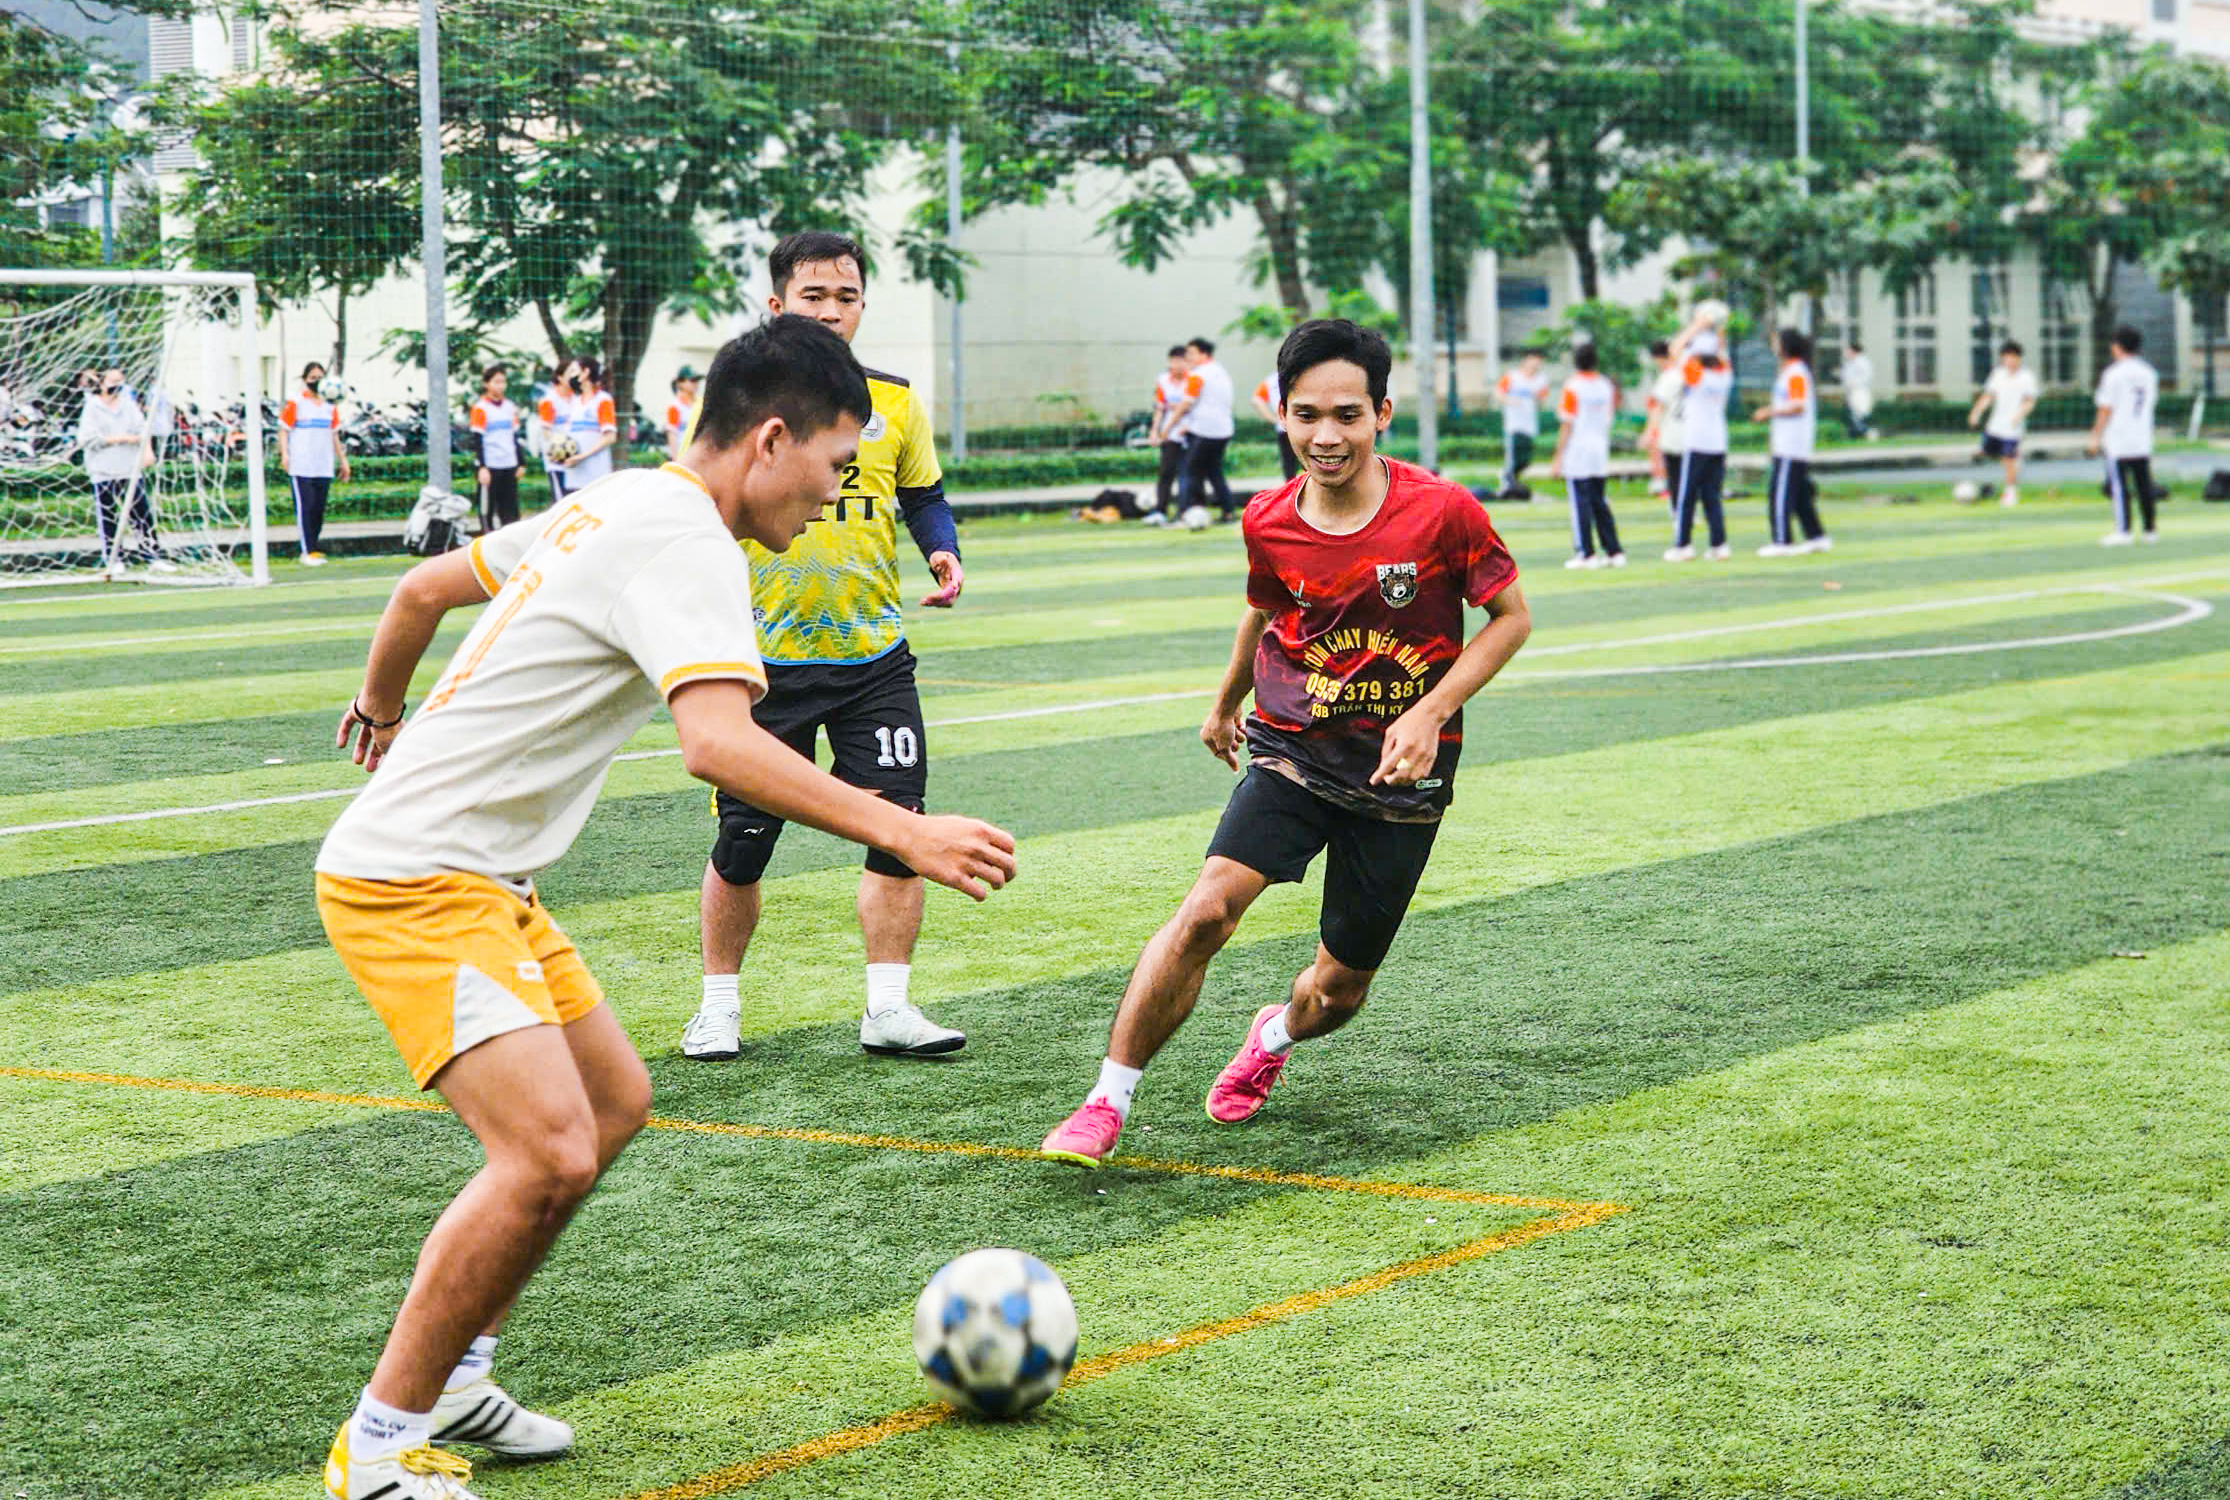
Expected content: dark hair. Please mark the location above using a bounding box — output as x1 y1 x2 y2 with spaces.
1519 347 1545 360
563 357 603 388
770 231 868 296
692 315 871 451
482 363 507 384
1778 329 1812 362
1275 318 1393 408
1167 344 1187 358
2000 339 2023 358
1186 336 1216 356
1847 339 1864 353
301 361 325 381
1648 339 1671 359
1573 342 1599 373
2113 324 2142 353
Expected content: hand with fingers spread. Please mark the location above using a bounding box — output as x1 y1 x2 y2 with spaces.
919 550 964 608
336 697 406 772
897 814 1018 901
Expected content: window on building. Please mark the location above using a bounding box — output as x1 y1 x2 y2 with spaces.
2042 278 2084 386
2153 0 2177 22
230 13 253 71
1895 272 1938 389
1970 263 2011 385
1817 269 1860 383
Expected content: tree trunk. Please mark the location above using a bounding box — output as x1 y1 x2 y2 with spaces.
1570 235 1600 302
2087 250 2120 383
534 296 572 369
331 288 347 375
1253 188 1311 320
603 280 661 470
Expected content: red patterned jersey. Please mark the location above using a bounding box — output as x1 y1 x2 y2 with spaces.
1242 458 1518 821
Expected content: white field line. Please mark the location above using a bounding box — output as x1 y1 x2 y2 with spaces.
0 619 382 656
0 581 2218 840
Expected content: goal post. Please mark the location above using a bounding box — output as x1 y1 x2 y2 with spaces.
0 268 269 587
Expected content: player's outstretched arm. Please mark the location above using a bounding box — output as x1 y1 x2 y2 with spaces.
336 548 492 770
1372 583 1532 787
669 680 1017 900
1202 606 1271 772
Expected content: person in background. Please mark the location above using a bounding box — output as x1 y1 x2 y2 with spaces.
1642 339 1684 505
1755 329 1829 557
2090 324 2160 546
1968 340 2038 507
279 360 349 566
1664 314 1732 562
537 358 618 498
1549 342 1624 569
1841 340 1875 440
467 364 524 533
77 366 172 578
1166 335 1238 523
1144 345 1189 525
665 366 700 460
1252 368 1299 481
1492 349 1548 500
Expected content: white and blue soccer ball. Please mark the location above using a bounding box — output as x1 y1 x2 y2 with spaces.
317 374 346 403
912 1248 1078 1418
1181 504 1212 532
1952 480 1981 503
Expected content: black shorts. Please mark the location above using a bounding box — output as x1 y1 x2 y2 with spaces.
709 644 928 884
1205 766 1439 972
1981 433 2020 459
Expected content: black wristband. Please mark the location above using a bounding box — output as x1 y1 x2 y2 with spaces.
352 697 406 730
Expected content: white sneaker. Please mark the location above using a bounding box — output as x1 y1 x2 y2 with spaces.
1801 535 1833 554
147 557 180 575
680 1004 741 1061
2140 530 2160 544
1757 543 1795 557
100 560 127 581
2101 530 2135 547
325 1431 480 1499
1605 551 1628 568
1999 488 2019 507
300 551 328 566
432 1379 574 1458
1707 544 1732 561
1563 553 1604 570
860 1002 965 1057
1662 545 1697 562
1141 511 1168 527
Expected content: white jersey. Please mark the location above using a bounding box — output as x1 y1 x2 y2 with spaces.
1178 359 1235 440
1681 358 1733 454
1153 371 1186 435
77 393 147 481
316 468 766 885
1648 365 1686 451
2095 356 2158 459
1769 360 1816 460
281 392 339 478
1840 352 1873 395
1981 366 2039 440
1557 372 1616 479
1497 369 1549 438
539 389 619 482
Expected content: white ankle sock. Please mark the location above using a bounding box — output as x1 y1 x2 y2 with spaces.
444 1334 497 1393
865 963 910 1019
701 973 739 1013
1086 1058 1143 1120
1258 1008 1296 1056
350 1388 429 1463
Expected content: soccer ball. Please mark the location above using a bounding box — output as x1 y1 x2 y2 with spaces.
317 375 346 403
1951 480 1980 503
1181 504 1212 531
912 1248 1079 1418
1694 298 1730 329
545 433 579 465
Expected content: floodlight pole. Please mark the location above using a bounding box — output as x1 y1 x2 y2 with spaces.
418 0 451 494
1407 0 1437 471
947 118 966 463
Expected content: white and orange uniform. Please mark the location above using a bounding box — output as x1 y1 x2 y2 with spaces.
315 466 766 1085
1766 359 1825 547
538 387 619 489
1557 371 1622 559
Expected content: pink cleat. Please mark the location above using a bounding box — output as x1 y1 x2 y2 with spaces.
1040 1098 1124 1167
1206 1004 1290 1124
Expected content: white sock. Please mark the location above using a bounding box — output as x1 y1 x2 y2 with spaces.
1258 1007 1296 1056
865 963 910 1019
1086 1058 1143 1120
701 972 739 1014
444 1334 497 1393
350 1388 430 1463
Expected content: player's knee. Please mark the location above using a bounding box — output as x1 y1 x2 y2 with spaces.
1174 887 1246 951
708 829 777 887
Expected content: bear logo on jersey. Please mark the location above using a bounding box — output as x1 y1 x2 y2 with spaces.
1376 561 1418 607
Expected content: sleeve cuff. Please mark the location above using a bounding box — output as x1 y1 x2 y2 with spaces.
658 661 768 702
467 537 503 597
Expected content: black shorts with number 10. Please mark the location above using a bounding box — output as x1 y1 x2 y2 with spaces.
708 643 928 883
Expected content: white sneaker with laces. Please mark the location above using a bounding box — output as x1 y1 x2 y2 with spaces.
325 1431 480 1500
1662 545 1697 562
861 1002 965 1057
1707 544 1732 560
2101 530 2134 547
431 1379 574 1458
680 1005 741 1061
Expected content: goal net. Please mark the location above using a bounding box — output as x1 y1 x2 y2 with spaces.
0 271 268 587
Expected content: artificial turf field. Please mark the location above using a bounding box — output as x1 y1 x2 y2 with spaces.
2 476 2228 1500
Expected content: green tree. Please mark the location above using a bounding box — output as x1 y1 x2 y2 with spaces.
0 16 149 271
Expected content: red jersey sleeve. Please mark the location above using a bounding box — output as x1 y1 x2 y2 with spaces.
1452 496 1519 607
1242 507 1288 613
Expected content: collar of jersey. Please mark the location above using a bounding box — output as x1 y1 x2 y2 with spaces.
660 461 711 499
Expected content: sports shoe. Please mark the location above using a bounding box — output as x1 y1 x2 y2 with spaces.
861 1003 965 1057
1563 553 1604 570
1040 1098 1124 1167
1707 544 1732 560
680 1004 740 1061
1141 511 1169 527
2140 530 2160 544
1662 545 1697 562
432 1379 574 1458
2101 530 2135 547
301 551 328 566
1206 1003 1290 1125
325 1430 480 1499
1605 551 1628 568
147 557 180 575
1756 542 1795 558
1999 488 2019 507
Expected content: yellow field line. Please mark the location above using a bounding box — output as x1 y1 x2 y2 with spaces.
0 1064 1589 1210
624 1202 1625 1500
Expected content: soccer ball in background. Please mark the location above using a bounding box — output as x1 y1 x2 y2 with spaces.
1181 504 1212 531
1693 298 1731 329
1951 480 1980 503
545 433 580 465
317 375 347 403
912 1248 1079 1418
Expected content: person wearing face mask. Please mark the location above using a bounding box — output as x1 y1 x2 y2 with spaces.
77 367 172 577
280 361 351 566
537 358 618 497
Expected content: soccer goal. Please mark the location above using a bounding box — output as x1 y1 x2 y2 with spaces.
0 269 268 587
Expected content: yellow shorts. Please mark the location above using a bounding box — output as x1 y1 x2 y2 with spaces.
315 871 605 1088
